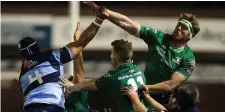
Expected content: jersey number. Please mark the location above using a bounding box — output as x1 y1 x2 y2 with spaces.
28 70 43 84
127 76 144 91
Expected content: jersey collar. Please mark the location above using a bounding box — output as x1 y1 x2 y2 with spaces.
117 62 133 70
169 43 186 53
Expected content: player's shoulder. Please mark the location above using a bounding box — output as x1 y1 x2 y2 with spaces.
140 25 166 35
129 63 143 72
184 45 195 58
105 70 117 76
32 49 53 59
102 69 124 80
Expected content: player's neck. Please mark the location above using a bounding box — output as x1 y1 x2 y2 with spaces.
171 39 187 48
115 60 132 68
115 62 124 69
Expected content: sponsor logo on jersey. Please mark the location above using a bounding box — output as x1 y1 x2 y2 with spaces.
23 59 37 69
118 71 142 80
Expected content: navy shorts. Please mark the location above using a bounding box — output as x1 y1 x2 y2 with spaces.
24 103 64 112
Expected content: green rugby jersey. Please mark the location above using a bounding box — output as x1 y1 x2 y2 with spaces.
65 92 88 112
139 25 196 85
95 62 146 112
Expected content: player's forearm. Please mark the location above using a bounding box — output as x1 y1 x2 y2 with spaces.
144 94 167 112
78 18 103 48
147 81 175 93
106 9 140 37
72 79 97 92
73 73 85 84
67 18 103 58
73 52 85 84
129 96 147 112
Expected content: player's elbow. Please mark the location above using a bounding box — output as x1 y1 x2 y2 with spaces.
165 86 173 92
164 81 175 92
66 42 83 58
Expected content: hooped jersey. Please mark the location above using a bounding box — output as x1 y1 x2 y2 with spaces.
19 46 73 108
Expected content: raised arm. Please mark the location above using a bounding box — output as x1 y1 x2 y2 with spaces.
59 76 97 92
66 17 104 59
84 1 140 37
105 8 140 37
72 22 85 84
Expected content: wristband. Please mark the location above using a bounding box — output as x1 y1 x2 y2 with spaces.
92 21 101 27
96 17 104 22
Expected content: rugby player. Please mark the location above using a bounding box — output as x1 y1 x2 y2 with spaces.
84 1 200 107
59 39 147 112
18 16 104 112
121 84 200 112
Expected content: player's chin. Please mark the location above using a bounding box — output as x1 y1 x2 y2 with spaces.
172 35 182 40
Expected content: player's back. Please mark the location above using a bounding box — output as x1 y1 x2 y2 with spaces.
19 47 73 109
97 62 146 112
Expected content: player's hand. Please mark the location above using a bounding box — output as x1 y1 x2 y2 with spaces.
83 1 98 12
58 76 75 91
140 85 149 94
74 22 80 41
120 86 139 99
73 22 82 55
83 1 108 19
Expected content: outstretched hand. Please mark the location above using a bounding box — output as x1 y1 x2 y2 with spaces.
83 1 108 19
74 22 80 41
83 1 98 11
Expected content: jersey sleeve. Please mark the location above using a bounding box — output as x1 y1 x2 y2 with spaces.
95 72 112 90
139 25 166 46
52 46 73 64
175 57 196 80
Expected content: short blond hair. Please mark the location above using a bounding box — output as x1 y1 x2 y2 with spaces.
111 39 133 62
